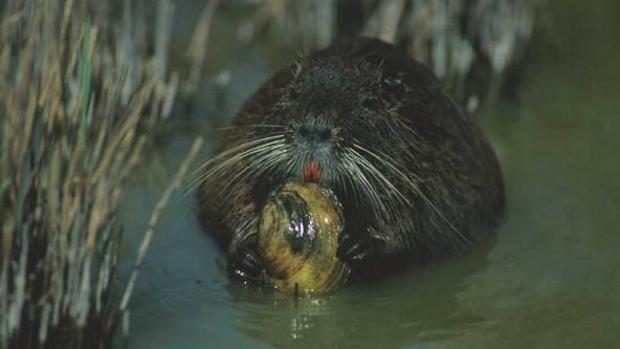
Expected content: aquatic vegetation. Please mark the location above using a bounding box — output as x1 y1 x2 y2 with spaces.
0 0 197 347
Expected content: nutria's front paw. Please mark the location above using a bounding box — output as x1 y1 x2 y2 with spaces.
227 245 266 285
337 230 386 263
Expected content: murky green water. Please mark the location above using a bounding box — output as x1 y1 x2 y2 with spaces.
118 1 620 348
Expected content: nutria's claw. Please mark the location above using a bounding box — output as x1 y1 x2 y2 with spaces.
337 231 385 263
227 247 266 285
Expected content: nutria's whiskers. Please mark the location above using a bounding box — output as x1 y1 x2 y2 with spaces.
351 143 468 245
339 150 392 221
221 143 292 194
212 141 288 188
211 124 287 133
340 153 384 212
347 147 409 204
183 134 286 193
386 109 425 153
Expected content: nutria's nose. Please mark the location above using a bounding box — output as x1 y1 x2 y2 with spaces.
298 124 333 143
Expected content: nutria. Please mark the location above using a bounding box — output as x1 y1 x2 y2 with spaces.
194 38 504 285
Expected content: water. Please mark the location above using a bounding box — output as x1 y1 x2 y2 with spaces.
118 0 620 348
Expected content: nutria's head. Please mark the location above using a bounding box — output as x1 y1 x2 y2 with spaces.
192 42 423 222
273 56 392 184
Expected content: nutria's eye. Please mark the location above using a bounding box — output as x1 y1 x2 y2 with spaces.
383 75 402 87
290 62 303 78
382 72 406 105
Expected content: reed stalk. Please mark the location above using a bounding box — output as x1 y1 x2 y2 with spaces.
0 0 185 347
233 0 542 112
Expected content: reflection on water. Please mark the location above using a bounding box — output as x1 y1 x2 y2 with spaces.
119 0 620 348
221 234 493 348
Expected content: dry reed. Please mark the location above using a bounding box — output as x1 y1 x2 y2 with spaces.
0 0 190 347
233 0 542 112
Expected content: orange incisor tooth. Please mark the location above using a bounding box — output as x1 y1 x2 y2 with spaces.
303 161 322 183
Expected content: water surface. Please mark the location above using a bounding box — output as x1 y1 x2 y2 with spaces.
119 1 620 348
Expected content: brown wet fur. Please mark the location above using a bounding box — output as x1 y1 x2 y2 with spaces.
196 38 504 284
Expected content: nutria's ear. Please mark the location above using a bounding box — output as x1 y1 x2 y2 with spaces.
290 61 303 80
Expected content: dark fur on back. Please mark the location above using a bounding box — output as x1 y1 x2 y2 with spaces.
196 38 504 282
